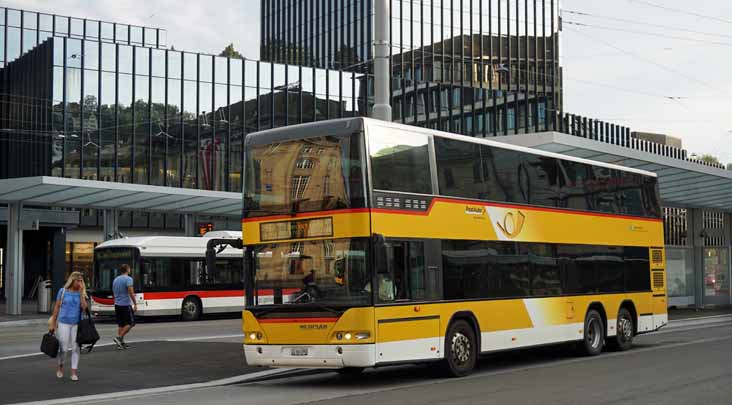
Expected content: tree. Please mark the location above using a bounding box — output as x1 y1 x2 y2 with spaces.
219 43 243 59
700 154 721 165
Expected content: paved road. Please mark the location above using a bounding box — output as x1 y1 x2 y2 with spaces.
0 316 251 405
85 316 732 405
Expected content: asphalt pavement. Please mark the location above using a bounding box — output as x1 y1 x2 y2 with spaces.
2 313 732 404
78 316 732 405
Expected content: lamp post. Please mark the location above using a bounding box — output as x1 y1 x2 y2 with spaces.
372 0 392 122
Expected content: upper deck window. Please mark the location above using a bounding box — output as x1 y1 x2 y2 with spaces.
369 131 432 195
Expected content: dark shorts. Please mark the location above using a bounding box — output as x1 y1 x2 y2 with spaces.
115 305 135 327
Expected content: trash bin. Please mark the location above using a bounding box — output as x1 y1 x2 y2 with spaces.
37 280 52 314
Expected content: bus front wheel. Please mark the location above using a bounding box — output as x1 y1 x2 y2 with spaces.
579 309 604 356
442 320 477 377
181 296 202 321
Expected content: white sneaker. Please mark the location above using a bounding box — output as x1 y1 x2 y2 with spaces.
56 370 63 379
70 374 79 382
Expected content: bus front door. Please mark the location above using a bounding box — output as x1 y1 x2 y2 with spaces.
375 241 441 364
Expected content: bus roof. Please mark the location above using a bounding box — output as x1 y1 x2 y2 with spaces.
246 117 657 178
95 231 242 257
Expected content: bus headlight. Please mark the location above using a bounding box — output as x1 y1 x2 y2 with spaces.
247 332 263 341
334 331 370 341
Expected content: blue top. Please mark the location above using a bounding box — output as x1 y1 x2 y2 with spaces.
56 288 81 325
113 274 134 306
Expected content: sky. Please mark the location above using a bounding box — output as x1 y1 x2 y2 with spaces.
4 0 732 166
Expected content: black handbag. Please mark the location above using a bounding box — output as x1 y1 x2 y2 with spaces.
76 307 100 353
41 332 60 358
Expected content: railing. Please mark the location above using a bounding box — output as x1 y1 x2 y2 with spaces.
555 112 727 170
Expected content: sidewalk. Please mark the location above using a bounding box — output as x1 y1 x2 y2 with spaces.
0 300 49 327
668 306 732 321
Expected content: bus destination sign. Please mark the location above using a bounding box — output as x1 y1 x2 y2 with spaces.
260 217 334 242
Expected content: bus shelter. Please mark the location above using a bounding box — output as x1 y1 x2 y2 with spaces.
499 131 732 307
0 176 243 315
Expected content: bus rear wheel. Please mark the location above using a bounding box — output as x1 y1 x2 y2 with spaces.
441 320 477 377
181 296 202 321
608 307 634 351
578 309 604 356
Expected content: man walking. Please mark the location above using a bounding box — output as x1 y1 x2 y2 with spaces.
112 264 137 349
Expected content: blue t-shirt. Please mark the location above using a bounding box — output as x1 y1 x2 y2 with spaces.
113 274 134 306
56 288 81 325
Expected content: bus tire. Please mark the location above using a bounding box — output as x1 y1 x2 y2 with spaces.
181 296 202 321
441 320 477 377
578 309 604 356
608 307 634 351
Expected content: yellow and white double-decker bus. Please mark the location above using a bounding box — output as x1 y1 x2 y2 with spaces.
241 117 667 376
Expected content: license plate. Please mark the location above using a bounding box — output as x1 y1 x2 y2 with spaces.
290 347 308 356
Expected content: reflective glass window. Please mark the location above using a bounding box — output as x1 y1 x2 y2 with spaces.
54 15 69 35
230 58 243 86
84 40 99 70
369 130 432 194
7 9 20 27
144 27 157 47
130 26 143 45
70 18 83 38
67 39 83 69
100 71 116 182
116 24 129 43
625 247 650 292
134 75 150 185
40 14 53 31
259 62 272 92
101 22 113 40
200 54 213 82
135 47 149 76
118 45 133 74
183 53 197 81
6 27 20 61
85 20 99 38
244 60 258 87
151 49 165 77
101 42 116 72
23 11 37 29
215 56 228 84
117 74 133 183
168 50 182 79
22 29 36 53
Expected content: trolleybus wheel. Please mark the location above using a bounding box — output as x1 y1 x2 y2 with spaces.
181 296 202 321
579 309 604 356
442 320 477 377
608 307 634 351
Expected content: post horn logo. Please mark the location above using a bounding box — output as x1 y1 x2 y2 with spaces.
496 210 526 239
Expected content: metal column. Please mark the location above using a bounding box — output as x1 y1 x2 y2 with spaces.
372 0 392 122
102 209 120 241
184 214 196 237
5 202 23 315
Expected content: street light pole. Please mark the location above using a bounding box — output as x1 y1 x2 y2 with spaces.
372 0 392 122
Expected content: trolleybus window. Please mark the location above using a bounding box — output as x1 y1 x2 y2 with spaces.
369 131 432 194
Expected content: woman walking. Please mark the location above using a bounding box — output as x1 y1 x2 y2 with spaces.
49 271 88 381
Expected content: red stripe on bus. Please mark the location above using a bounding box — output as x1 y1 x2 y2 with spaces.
372 197 663 223
257 317 339 324
92 289 302 304
241 208 370 223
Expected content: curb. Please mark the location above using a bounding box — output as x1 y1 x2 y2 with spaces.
0 318 48 328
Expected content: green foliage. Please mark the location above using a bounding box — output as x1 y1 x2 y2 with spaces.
219 43 243 59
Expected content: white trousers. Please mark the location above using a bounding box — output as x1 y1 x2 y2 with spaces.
56 322 80 370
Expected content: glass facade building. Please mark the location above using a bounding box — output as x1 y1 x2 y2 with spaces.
1 37 366 191
0 6 166 68
262 0 562 136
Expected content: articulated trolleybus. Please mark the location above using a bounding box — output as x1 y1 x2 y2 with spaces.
240 118 667 376
92 231 244 321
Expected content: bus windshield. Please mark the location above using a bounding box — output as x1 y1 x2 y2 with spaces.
250 238 371 307
243 133 366 218
93 248 141 292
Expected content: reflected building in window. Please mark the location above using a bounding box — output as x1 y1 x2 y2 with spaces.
262 0 563 136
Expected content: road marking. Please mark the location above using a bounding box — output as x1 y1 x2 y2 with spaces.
10 368 300 405
0 334 244 362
